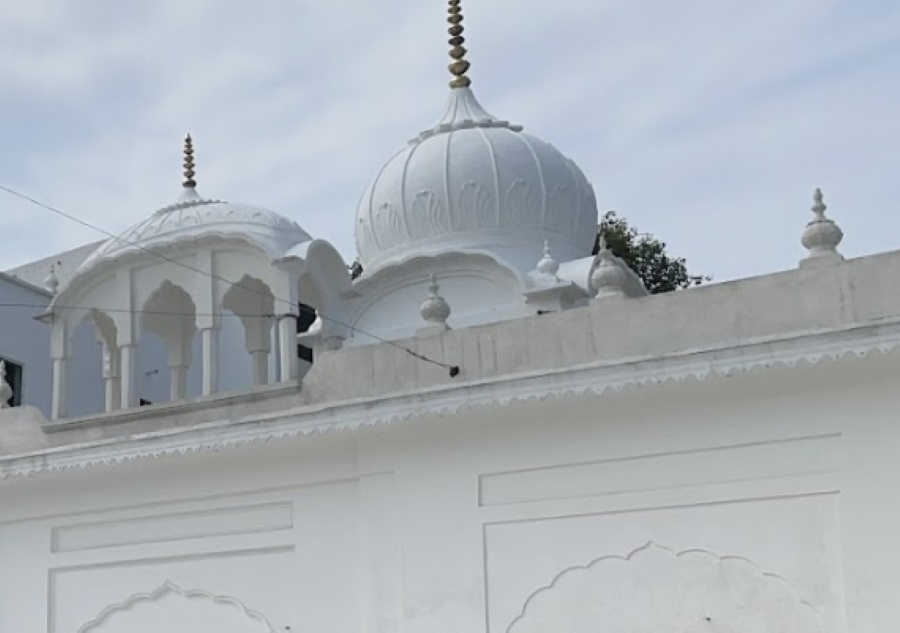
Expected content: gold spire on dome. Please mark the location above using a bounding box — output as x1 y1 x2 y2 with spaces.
447 0 472 89
182 133 197 188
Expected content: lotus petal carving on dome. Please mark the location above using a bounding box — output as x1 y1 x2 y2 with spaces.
388 204 408 242
353 87 600 272
76 200 311 278
504 180 542 231
457 181 494 231
174 211 194 227
412 190 450 237
373 202 408 249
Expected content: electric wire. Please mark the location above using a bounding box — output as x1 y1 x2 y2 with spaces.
0 302 264 319
0 183 460 376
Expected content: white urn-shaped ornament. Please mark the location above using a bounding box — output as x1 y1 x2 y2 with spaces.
419 274 451 331
0 360 13 409
591 235 627 299
535 240 560 280
801 188 843 264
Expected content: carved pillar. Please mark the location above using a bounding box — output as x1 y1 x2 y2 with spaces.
119 344 138 409
195 249 220 397
242 316 272 388
166 331 191 402
50 318 68 420
102 343 121 412
278 316 298 383
272 265 301 384
51 357 68 420
201 327 219 396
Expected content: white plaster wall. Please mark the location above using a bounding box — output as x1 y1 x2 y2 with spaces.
2 355 900 632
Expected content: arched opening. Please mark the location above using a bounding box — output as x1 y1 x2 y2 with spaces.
222 275 276 390
140 281 198 404
62 310 109 417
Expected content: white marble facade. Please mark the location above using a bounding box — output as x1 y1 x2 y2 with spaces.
0 332 897 633
0 1 892 631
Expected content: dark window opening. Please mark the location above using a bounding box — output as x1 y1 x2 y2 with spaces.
1 358 23 408
296 301 316 364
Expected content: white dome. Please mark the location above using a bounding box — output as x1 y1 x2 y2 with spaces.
79 188 311 272
355 88 599 274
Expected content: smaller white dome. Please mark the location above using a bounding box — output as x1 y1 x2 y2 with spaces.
355 87 599 275
79 188 311 272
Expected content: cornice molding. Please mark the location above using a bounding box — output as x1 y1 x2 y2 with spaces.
3 320 900 482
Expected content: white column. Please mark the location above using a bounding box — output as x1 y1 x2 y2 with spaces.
102 344 121 412
279 316 299 382
51 357 68 420
272 319 282 383
50 318 69 420
119 344 138 409
201 327 219 396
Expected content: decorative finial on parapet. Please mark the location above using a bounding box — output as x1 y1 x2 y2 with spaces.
419 274 452 330
447 0 472 88
591 233 627 299
536 240 560 279
801 187 843 266
43 264 59 294
0 360 12 409
183 134 197 189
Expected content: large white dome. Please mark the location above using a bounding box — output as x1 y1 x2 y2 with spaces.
79 188 311 273
355 88 599 274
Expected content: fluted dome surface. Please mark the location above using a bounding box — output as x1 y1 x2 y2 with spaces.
355 88 599 273
80 189 311 272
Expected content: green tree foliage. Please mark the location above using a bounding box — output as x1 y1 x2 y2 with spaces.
593 211 708 294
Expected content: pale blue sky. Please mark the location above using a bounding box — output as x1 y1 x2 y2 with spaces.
1 0 898 282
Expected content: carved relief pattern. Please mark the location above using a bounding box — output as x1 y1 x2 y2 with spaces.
508 543 825 633
504 180 542 231
386 203 408 243
456 181 494 231
373 202 407 250
412 190 450 238
78 581 276 633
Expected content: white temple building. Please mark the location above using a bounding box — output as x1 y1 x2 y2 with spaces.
1 2 898 632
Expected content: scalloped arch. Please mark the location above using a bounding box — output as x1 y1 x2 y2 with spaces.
507 542 826 633
77 580 276 633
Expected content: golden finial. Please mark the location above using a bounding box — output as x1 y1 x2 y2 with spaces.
182 133 197 188
447 0 471 89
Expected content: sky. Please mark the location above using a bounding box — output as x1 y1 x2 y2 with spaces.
0 0 898 283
